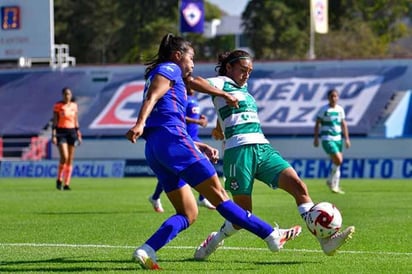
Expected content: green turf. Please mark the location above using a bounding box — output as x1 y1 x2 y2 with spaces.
0 178 411 273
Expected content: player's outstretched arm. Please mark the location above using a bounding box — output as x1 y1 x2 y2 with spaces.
188 76 239 108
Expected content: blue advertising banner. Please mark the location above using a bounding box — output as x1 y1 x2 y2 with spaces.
180 0 204 33
290 158 412 179
0 160 125 178
124 159 155 177
1 158 410 178
123 159 223 177
0 71 86 135
122 157 412 179
80 65 408 136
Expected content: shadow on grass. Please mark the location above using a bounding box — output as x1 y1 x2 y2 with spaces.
34 208 157 215
34 211 133 215
0 257 321 272
0 257 138 272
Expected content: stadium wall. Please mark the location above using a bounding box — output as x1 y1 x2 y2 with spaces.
1 137 411 179
1 59 412 179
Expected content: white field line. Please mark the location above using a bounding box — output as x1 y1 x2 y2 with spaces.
0 243 411 256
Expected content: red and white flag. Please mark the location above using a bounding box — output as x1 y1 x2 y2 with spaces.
311 0 328 34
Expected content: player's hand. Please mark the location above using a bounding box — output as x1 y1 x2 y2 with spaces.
212 127 224 140
195 142 219 164
203 145 219 164
199 115 208 128
77 132 82 145
345 139 351 149
52 136 57 145
313 139 319 147
225 93 239 108
126 124 144 143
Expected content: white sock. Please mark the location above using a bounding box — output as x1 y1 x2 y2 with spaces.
335 168 341 188
327 172 333 183
215 220 238 242
331 164 340 188
298 202 314 219
141 243 157 259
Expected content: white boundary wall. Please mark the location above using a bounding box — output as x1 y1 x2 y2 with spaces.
0 0 53 60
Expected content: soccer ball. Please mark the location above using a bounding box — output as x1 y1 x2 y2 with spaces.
305 202 342 238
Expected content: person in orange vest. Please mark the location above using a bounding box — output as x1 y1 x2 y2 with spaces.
51 87 82 190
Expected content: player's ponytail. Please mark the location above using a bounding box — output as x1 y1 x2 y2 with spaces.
144 33 192 79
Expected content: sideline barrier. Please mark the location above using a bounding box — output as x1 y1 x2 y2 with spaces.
289 158 412 179
0 160 125 178
0 158 411 179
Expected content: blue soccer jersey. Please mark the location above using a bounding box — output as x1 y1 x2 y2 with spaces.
141 62 216 193
186 94 201 141
144 62 187 130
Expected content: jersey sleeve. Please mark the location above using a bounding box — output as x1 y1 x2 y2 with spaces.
315 105 325 120
339 105 346 119
207 77 225 90
153 63 181 82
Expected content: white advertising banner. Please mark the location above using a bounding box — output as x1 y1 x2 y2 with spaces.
0 0 54 60
198 75 383 131
311 0 328 34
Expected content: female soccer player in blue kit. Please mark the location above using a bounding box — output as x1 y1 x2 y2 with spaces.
148 78 215 212
125 33 301 270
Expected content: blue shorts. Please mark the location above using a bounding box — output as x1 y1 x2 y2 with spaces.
144 126 216 193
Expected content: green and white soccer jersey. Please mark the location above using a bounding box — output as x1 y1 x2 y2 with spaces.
316 104 345 154
316 104 345 142
208 76 269 149
208 76 290 194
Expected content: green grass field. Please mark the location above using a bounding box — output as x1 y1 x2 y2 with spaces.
0 178 411 273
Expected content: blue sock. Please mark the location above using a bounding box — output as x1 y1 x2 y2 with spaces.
146 214 189 251
216 200 273 239
151 182 163 200
198 194 204 201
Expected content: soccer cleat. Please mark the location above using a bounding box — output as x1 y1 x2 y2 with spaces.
193 231 224 260
56 179 62 190
133 246 161 270
148 196 164 213
327 179 345 194
331 187 345 194
265 225 302 252
197 198 215 210
318 226 355 256
63 185 71 191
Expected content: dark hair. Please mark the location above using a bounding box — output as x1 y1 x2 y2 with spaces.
144 33 192 79
215 50 252 76
61 87 70 94
327 89 338 97
61 87 76 102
